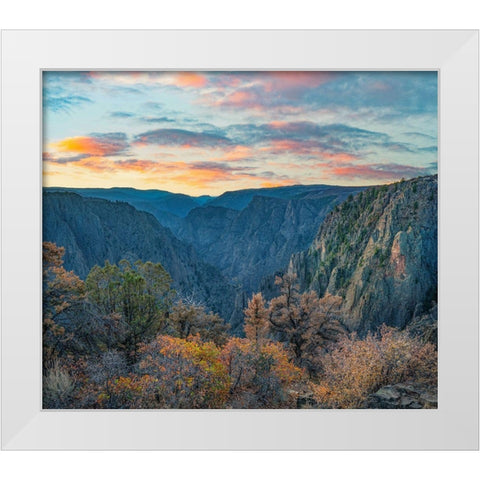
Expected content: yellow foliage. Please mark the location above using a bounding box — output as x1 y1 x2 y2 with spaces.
314 325 437 408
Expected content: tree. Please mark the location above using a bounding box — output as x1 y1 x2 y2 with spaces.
165 300 229 346
268 273 344 374
220 337 306 408
43 242 86 367
85 260 174 362
243 293 268 346
135 335 230 408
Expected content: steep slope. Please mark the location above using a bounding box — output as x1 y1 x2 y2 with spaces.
45 184 365 298
289 176 437 333
43 192 240 329
174 186 365 292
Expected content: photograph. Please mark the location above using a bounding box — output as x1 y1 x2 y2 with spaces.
42 70 438 409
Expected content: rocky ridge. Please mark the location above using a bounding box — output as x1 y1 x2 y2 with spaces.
289 176 438 333
43 192 241 330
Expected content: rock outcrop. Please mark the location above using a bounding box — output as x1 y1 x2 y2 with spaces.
365 382 437 409
289 176 437 333
172 186 364 292
43 192 241 330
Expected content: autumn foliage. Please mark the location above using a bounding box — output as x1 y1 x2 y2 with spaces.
221 337 306 408
243 293 269 346
313 325 438 408
268 274 345 374
42 243 437 409
43 242 86 367
136 335 230 408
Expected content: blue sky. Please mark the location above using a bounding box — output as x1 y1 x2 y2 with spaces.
43 71 437 195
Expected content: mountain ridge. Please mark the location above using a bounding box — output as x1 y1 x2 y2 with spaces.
288 175 438 333
43 192 242 330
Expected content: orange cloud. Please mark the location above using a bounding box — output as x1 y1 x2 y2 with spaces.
210 90 264 110
260 179 297 188
210 145 254 162
47 156 291 191
320 152 359 163
85 71 208 90
268 121 289 128
49 134 127 157
175 72 207 88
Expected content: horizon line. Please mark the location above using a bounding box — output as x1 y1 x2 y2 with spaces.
42 173 436 197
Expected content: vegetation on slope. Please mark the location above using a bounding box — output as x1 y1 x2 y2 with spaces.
43 243 437 409
289 175 437 332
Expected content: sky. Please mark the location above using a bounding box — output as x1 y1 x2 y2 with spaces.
43 71 437 196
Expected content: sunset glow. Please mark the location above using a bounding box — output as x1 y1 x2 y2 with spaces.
43 71 437 195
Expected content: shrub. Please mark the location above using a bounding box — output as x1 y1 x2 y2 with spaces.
314 325 437 408
43 361 76 408
220 338 306 408
135 335 230 408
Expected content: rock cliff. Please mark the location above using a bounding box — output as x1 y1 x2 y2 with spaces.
173 186 364 292
43 192 241 329
289 176 437 333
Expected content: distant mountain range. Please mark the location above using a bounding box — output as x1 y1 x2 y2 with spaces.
44 177 437 334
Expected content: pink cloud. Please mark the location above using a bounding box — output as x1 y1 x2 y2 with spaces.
320 162 430 181
175 72 207 88
263 138 361 162
263 71 336 92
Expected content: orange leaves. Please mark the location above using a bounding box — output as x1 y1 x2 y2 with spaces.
267 274 345 374
136 335 230 408
314 326 438 408
42 242 86 366
220 337 306 408
95 374 158 408
243 293 268 345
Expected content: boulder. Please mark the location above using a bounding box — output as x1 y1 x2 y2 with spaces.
365 382 437 409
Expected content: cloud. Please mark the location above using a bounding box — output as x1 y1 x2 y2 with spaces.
85 71 208 89
418 146 438 153
210 145 255 162
133 128 232 148
45 155 291 190
188 161 253 173
198 71 437 120
140 116 176 123
43 93 93 113
42 71 438 192
110 111 135 118
228 121 389 153
201 71 338 112
321 161 433 181
143 101 165 111
42 152 90 164
43 73 94 113
175 72 207 88
47 132 129 158
262 71 337 91
403 131 437 141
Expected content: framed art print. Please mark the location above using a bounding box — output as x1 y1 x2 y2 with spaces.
2 30 478 449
